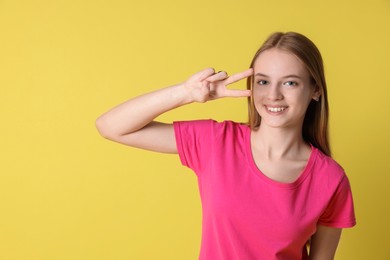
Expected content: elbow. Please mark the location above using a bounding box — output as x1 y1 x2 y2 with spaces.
95 116 114 140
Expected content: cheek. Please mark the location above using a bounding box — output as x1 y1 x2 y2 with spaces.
294 96 314 117
252 88 263 100
301 92 315 107
252 91 265 113
252 90 264 110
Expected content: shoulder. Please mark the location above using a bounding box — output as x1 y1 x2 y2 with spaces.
174 119 248 135
311 149 356 228
173 120 249 170
314 149 345 174
311 147 348 187
212 120 249 136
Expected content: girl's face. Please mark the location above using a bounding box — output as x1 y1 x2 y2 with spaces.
252 48 319 130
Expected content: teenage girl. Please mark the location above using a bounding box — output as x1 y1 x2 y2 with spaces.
96 32 356 260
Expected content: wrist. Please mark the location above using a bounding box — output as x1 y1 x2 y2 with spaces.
171 82 195 105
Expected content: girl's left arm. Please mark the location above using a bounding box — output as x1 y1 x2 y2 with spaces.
309 225 342 260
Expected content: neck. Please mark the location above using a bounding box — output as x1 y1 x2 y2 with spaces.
252 124 309 160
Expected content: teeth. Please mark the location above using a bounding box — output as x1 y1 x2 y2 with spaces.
267 106 287 112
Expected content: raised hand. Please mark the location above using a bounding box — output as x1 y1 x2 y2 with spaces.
96 67 253 152
184 68 253 103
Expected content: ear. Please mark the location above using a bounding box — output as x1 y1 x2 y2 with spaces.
312 85 321 102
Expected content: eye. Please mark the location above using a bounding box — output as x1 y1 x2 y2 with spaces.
257 80 269 86
283 81 298 87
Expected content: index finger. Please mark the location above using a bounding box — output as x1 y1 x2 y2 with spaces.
224 68 253 85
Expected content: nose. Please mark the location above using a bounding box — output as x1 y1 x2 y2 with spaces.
267 84 283 101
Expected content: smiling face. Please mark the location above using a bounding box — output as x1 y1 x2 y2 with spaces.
252 48 320 130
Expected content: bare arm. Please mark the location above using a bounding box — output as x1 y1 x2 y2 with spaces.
95 68 253 153
309 225 342 260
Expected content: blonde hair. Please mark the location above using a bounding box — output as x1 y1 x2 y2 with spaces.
247 32 331 156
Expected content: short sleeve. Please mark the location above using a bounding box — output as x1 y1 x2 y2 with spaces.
318 175 356 228
173 120 214 175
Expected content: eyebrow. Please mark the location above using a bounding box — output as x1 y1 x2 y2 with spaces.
254 73 302 79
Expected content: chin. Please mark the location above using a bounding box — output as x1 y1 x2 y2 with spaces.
259 116 299 130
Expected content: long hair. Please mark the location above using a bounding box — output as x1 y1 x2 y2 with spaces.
247 32 331 156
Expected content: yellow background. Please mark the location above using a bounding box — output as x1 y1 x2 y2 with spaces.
0 0 389 259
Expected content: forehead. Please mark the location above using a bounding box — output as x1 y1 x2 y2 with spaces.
253 48 309 78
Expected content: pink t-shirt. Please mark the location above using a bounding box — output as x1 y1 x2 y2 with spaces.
174 120 356 260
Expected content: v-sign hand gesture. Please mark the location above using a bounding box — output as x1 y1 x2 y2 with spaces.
184 68 253 103
96 67 253 152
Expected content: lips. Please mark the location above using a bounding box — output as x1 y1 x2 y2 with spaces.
265 105 288 112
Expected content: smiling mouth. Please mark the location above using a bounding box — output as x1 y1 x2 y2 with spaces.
265 106 288 112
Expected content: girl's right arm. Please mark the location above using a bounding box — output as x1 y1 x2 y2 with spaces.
95 68 253 153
